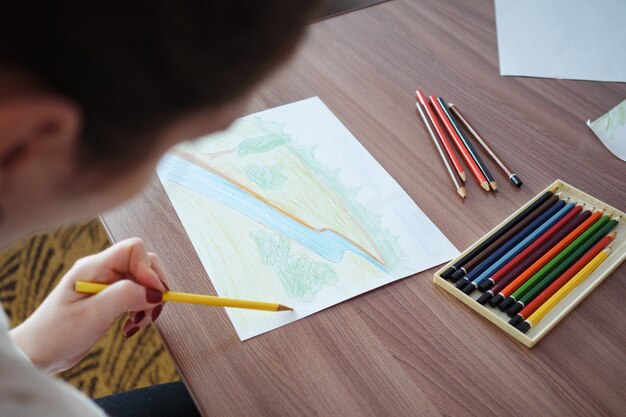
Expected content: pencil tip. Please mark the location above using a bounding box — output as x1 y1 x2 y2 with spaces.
277 305 293 311
604 247 613 254
481 182 490 191
489 181 498 192
460 172 467 182
458 187 467 198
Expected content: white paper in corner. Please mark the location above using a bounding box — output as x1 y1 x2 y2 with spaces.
587 99 626 162
495 0 626 83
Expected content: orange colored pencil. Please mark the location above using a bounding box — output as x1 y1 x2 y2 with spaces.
416 90 466 182
495 210 603 300
430 96 489 191
508 232 616 327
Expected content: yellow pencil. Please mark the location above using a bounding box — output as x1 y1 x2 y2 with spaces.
75 281 293 312
517 248 610 333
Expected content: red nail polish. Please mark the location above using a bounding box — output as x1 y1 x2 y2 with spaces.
146 288 162 303
132 311 145 323
124 326 139 339
151 304 163 321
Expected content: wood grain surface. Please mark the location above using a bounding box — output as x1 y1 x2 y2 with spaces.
101 1 626 415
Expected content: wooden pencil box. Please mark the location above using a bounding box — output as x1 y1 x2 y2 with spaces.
433 179 626 347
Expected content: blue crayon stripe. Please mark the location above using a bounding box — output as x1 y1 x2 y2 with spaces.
158 154 387 271
464 199 568 282
471 202 575 285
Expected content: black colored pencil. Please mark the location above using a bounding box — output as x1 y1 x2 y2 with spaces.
439 190 554 280
437 97 498 192
448 103 523 188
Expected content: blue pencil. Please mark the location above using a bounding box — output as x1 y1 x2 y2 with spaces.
460 202 576 294
454 199 568 290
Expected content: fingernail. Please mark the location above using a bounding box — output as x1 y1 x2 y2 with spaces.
124 326 139 339
131 311 145 323
146 288 162 303
151 304 163 321
160 279 170 291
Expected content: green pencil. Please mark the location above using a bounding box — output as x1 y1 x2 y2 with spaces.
505 217 619 316
497 214 610 312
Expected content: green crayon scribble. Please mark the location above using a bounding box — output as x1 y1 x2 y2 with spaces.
250 230 337 302
593 99 626 137
237 132 290 156
250 231 290 266
245 164 287 190
278 254 338 303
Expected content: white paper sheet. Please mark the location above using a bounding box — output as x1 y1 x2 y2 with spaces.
587 99 626 162
495 0 626 83
157 97 459 340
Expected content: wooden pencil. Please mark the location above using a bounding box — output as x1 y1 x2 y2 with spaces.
455 197 564 290
461 201 575 294
448 103 523 188
504 217 619 317
478 205 582 290
451 193 559 284
516 248 611 333
75 281 293 312
436 97 498 192
415 100 466 198
430 96 490 191
416 90 467 182
509 232 616 327
496 214 611 311
442 190 554 281
488 210 603 307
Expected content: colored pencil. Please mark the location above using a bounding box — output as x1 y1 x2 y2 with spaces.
430 96 490 191
477 209 590 305
452 194 559 286
440 190 554 280
436 97 498 192
516 248 611 333
455 198 565 290
416 90 466 182
497 214 611 311
505 218 619 316
461 201 575 294
488 210 602 307
477 204 583 292
448 103 523 187
450 193 559 282
75 281 293 312
509 232 616 326
415 100 466 198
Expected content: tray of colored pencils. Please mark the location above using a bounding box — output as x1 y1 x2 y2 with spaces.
433 180 626 347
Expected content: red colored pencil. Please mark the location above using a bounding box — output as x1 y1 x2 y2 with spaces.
479 205 583 290
416 90 466 182
508 231 616 327
429 96 489 191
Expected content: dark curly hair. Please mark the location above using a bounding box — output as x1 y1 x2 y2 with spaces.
0 1 320 167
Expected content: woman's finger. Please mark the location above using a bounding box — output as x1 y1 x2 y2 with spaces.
148 252 169 291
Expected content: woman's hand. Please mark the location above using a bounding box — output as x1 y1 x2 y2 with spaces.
9 238 168 374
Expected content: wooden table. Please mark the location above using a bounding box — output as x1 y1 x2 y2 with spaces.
101 1 626 415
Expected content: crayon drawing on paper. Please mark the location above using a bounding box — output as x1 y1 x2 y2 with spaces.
157 97 458 340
